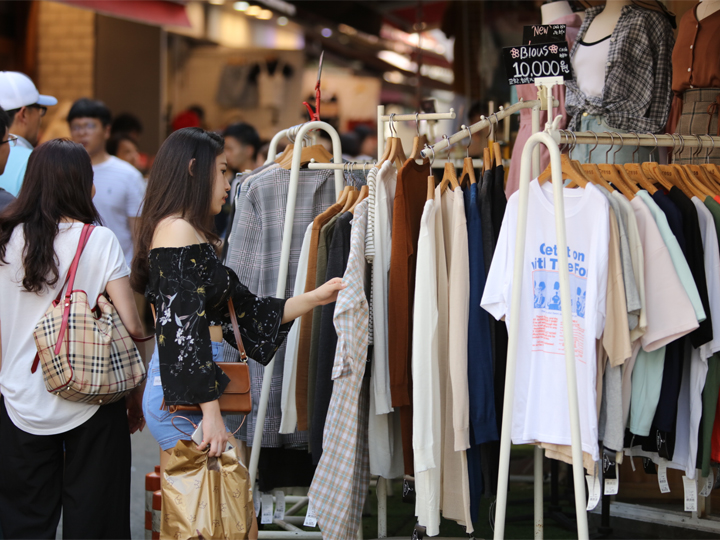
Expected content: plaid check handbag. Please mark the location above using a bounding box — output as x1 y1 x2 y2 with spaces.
31 224 147 405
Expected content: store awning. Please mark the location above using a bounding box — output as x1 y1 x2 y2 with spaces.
57 0 192 28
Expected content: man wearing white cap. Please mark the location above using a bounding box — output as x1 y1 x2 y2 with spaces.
0 72 57 197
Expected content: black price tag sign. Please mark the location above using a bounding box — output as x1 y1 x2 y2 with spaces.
503 41 573 86
523 24 567 45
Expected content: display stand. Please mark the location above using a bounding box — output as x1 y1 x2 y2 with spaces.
250 121 344 539
492 112 590 540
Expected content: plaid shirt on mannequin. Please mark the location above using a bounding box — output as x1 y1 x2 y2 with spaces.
566 4 675 133
309 200 371 540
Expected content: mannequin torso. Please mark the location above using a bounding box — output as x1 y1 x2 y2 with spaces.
541 1 573 25
584 0 631 42
698 0 720 21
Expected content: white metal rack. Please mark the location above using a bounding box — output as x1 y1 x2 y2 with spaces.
251 120 344 539
492 114 590 540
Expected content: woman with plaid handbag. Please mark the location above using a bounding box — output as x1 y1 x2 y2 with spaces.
0 139 148 539
130 127 343 475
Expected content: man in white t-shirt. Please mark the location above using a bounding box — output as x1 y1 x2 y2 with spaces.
68 98 145 264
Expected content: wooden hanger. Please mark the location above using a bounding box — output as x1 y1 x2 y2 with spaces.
624 164 657 194
340 188 358 214
483 147 491 174
685 136 720 194
349 185 368 215
643 162 673 191
274 143 293 164
538 154 588 187
379 114 407 169
494 142 503 168
409 113 429 161
439 162 460 194
592 132 634 199
538 132 588 188
336 185 350 206
620 133 656 194
458 125 476 188
427 174 436 201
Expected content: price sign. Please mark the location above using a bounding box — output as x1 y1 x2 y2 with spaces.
523 24 567 45
503 42 573 86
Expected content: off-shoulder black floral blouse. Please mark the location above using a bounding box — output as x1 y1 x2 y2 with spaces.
146 243 292 406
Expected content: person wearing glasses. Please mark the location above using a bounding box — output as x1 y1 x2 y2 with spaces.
68 99 146 265
0 106 15 213
0 72 57 198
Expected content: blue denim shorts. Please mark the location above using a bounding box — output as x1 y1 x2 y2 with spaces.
143 341 226 451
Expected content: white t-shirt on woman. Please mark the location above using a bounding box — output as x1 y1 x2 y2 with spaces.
0 223 129 435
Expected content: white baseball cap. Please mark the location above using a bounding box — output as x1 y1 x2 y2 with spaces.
0 71 57 111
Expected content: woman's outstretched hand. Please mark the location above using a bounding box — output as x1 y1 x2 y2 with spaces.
312 277 346 306
281 278 346 323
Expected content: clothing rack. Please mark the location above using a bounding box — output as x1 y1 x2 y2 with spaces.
376 106 457 161
251 120 344 539
550 127 720 536
494 115 591 540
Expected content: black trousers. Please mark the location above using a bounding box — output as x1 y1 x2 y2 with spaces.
0 398 131 539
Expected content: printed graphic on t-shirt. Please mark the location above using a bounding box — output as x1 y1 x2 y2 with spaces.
530 241 588 363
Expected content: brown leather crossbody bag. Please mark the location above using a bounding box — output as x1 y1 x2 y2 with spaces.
165 298 251 414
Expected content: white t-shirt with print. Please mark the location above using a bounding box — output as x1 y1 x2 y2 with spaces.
481 180 609 462
92 155 146 264
0 224 129 435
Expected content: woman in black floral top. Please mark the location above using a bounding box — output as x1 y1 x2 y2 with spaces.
131 128 343 470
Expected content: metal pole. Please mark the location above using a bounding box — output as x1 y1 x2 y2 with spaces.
249 121 344 488
377 105 385 161
377 477 387 538
535 446 544 539
531 106 541 178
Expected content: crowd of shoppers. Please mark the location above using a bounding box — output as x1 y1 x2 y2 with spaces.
0 70 345 539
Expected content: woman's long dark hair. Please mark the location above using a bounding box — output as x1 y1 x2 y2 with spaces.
0 139 101 293
131 127 224 293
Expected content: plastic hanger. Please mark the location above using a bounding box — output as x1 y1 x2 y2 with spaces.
426 145 436 201
459 125 477 188
538 131 588 188
595 132 635 199
409 112 429 161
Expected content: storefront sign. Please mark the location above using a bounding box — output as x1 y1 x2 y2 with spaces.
523 24 567 45
503 42 573 86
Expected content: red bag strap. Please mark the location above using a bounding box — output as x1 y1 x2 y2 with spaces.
32 224 94 373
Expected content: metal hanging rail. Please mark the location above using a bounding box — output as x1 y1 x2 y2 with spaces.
557 131 720 149
420 98 558 158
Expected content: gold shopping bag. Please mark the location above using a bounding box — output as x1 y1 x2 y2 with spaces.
161 436 253 539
